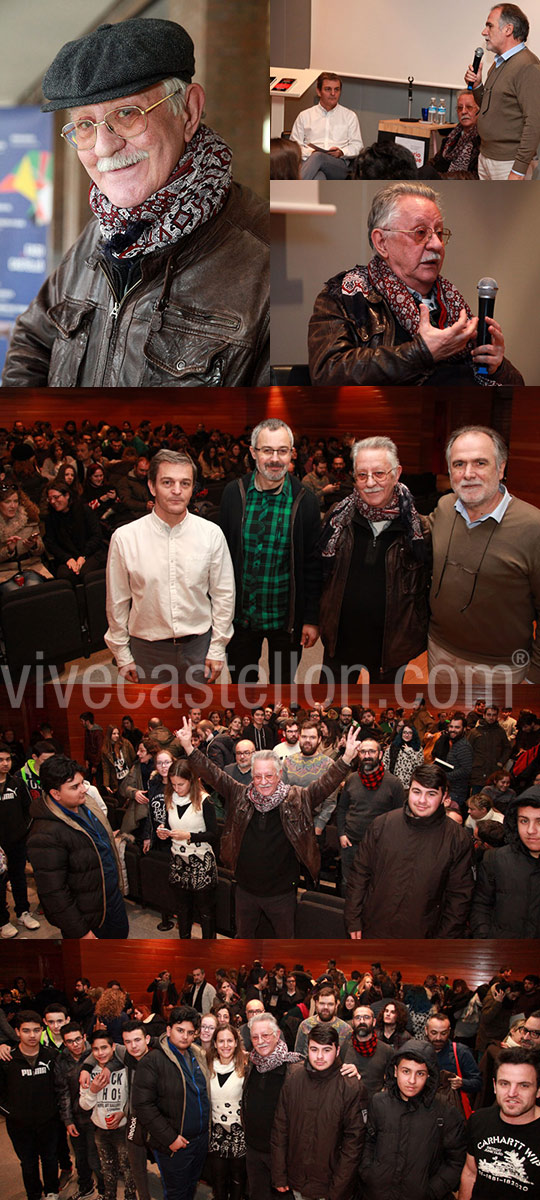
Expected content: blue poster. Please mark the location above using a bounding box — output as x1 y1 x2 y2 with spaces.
0 107 53 376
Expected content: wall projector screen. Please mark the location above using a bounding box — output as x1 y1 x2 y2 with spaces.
311 0 540 89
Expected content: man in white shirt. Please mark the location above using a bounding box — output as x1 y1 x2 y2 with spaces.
105 449 235 684
290 72 363 179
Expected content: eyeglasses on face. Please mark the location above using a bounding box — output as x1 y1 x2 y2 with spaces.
378 225 452 246
61 90 181 149
354 468 395 484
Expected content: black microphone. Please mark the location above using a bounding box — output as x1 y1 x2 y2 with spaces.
477 277 498 375
469 47 484 88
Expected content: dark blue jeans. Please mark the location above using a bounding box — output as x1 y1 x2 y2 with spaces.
153 1130 208 1200
93 886 129 938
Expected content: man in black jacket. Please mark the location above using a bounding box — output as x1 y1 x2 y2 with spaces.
360 1040 467 1199
345 763 474 938
55 1021 102 1200
470 787 540 937
26 755 128 939
132 1006 210 1200
0 743 40 938
220 418 321 683
0 1010 60 1200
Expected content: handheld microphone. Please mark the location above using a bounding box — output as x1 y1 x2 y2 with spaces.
469 47 484 88
477 277 498 375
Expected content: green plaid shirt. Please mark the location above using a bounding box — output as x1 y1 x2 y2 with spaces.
240 474 294 630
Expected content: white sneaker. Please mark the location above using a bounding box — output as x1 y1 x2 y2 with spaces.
0 921 18 938
17 910 40 930
44 1194 60 1199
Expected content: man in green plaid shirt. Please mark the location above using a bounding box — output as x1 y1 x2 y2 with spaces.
220 419 322 682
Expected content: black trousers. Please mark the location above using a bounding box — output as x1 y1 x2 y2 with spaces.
176 885 216 939
7 1117 59 1200
227 626 303 684
208 1151 247 1200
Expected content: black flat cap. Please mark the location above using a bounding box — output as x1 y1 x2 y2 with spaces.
41 18 195 111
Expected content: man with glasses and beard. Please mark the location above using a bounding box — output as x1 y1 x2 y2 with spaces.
342 1004 393 1098
337 735 405 892
294 987 351 1057
308 182 522 387
2 18 268 388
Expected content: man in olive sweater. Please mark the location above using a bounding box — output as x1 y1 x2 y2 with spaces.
465 5 540 178
429 426 540 685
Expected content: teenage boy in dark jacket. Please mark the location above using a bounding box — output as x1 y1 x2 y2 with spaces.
471 787 540 937
0 1010 59 1200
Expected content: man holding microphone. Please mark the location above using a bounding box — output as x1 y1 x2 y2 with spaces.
465 5 540 178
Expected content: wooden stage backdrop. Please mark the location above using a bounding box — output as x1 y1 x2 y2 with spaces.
1 940 538 1005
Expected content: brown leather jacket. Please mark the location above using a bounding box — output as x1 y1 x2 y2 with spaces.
188 747 351 882
2 183 269 388
308 272 524 386
319 513 431 673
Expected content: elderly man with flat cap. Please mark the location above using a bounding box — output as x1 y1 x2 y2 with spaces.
308 181 522 387
2 19 269 388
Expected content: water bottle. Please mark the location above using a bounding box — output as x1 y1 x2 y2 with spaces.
437 98 446 125
428 97 437 124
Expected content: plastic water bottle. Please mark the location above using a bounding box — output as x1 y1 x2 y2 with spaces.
428 97 437 124
437 98 446 125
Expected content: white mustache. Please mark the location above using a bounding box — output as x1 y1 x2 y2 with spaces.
96 149 149 171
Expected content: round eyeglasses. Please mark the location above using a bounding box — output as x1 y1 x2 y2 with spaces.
378 225 452 246
61 90 180 150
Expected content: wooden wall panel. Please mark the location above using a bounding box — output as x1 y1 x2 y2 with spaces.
507 386 540 509
2 940 538 1004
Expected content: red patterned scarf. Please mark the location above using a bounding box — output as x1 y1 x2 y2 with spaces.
89 124 232 258
358 761 385 789
246 779 290 814
351 1030 378 1056
321 482 426 562
341 255 473 346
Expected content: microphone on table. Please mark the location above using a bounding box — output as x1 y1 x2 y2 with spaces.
476 277 498 375
468 47 484 88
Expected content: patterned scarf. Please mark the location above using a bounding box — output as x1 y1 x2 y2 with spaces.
441 125 478 174
358 760 385 789
250 1038 303 1073
246 778 290 814
341 256 473 343
351 1030 378 1056
321 482 426 562
89 124 232 258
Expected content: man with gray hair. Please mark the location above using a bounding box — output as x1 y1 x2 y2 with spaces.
176 717 361 936
105 449 235 683
2 17 269 387
220 418 322 683
308 181 522 386
319 435 430 683
429 424 540 684
465 5 540 179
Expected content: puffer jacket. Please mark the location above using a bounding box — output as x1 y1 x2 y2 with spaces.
2 183 269 388
26 791 125 938
359 1040 467 1200
188 747 351 882
132 1033 210 1153
470 788 540 937
344 801 474 938
271 1057 367 1200
308 271 524 387
318 511 431 672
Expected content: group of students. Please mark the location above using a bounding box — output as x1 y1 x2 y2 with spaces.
1 959 539 1200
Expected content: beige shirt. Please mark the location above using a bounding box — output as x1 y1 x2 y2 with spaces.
105 510 235 668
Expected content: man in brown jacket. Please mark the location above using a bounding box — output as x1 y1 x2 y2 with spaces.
271 1024 367 1200
176 718 361 937
2 18 268 387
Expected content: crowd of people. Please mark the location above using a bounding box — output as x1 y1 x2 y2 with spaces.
274 8 540 182
2 417 539 692
1 958 539 1200
1 699 539 941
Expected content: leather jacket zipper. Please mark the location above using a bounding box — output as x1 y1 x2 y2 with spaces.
96 262 142 384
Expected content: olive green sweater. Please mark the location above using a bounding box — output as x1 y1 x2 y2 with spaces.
429 493 540 681
474 46 540 173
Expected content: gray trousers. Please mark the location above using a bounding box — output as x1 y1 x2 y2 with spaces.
301 152 354 179
130 628 211 684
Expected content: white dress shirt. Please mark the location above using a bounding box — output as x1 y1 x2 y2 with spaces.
105 509 235 668
290 102 363 160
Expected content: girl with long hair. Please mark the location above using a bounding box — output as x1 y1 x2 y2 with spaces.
155 758 218 938
206 1024 247 1200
